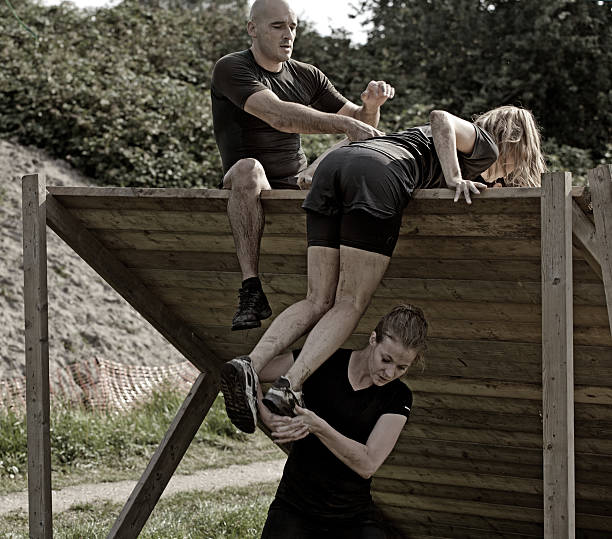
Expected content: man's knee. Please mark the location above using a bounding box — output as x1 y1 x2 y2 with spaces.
223 158 268 191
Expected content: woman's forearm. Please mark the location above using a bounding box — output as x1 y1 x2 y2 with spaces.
311 418 378 479
430 110 462 186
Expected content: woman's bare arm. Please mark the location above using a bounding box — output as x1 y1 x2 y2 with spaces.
273 407 407 479
430 109 487 204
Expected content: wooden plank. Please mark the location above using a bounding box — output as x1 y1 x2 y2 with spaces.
410 407 543 434
187 306 552 343
541 171 575 538
589 165 612 335
93 229 544 259
575 436 612 455
374 491 544 523
114 249 600 285
385 505 612 537
375 468 542 497
68 207 541 238
108 372 219 538
380 506 544 537
21 174 52 539
401 423 543 449
116 250 308 274
116 249 564 281
413 393 541 415
572 200 603 280
48 184 549 201
184 310 610 346
148 277 607 307
374 475 612 515
383 454 543 482
44 194 220 374
390 436 543 465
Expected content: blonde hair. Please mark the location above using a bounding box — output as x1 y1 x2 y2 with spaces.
474 106 546 187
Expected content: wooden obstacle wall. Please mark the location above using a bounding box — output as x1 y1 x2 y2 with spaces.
22 165 612 538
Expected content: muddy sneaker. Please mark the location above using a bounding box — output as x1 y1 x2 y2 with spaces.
231 285 272 331
220 356 259 433
262 376 304 417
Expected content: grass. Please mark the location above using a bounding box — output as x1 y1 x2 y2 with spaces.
0 482 277 538
0 389 283 495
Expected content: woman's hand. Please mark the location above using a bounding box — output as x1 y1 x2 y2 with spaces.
445 177 487 204
269 405 324 444
270 415 310 444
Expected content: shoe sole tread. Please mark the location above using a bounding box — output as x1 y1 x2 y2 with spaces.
220 362 256 433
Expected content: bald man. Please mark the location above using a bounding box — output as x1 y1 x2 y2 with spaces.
211 0 394 331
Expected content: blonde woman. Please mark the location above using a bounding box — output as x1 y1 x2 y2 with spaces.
221 106 545 430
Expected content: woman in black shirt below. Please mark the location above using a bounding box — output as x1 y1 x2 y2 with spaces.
258 304 428 539
220 106 546 430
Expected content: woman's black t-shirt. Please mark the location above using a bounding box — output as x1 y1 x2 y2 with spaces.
303 123 499 218
274 348 413 520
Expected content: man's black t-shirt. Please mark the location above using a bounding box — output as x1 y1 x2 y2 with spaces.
274 348 413 520
303 123 499 218
211 50 347 182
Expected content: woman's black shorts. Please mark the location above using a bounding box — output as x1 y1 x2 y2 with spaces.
306 210 401 257
303 145 410 257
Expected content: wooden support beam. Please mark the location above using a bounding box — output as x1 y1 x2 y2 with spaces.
541 171 575 539
572 200 602 280
21 174 53 538
44 193 220 374
107 371 219 538
589 165 612 335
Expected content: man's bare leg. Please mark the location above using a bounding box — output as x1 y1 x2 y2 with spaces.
224 158 270 279
249 246 340 373
285 245 390 389
223 158 273 330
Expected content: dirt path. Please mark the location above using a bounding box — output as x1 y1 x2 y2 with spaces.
0 458 285 515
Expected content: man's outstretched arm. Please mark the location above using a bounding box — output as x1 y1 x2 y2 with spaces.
244 89 383 142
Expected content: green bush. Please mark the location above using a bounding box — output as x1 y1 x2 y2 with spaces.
0 0 249 187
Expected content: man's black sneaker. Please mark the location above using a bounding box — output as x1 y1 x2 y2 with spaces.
262 376 304 417
231 285 272 331
220 356 259 434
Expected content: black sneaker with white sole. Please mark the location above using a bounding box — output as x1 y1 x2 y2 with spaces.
262 376 304 417
220 356 259 433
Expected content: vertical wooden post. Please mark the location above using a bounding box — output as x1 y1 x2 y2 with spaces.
541 171 575 538
588 165 612 335
22 174 52 538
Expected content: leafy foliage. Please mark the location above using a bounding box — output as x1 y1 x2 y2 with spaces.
0 0 609 188
359 0 611 154
0 0 249 187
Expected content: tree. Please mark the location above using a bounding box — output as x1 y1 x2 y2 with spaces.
359 0 612 151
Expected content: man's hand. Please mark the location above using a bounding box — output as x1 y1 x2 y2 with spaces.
343 117 384 142
297 165 315 189
361 80 395 110
445 177 487 204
